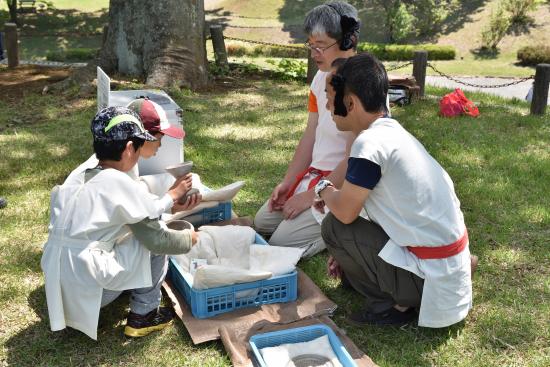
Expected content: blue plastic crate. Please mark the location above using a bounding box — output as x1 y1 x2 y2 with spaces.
168 233 298 319
179 201 232 227
249 324 357 367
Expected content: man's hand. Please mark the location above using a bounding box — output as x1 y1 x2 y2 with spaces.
168 173 193 201
313 198 325 213
172 192 202 213
282 190 313 220
327 255 342 279
268 181 291 212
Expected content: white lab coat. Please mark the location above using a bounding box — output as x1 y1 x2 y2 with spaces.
41 167 171 340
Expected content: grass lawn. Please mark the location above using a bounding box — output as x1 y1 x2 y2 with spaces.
0 66 549 366
2 0 546 76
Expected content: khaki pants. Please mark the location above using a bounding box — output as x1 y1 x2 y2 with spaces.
321 213 424 313
254 199 326 258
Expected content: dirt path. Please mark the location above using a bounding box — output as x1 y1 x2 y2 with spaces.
426 76 548 104
0 65 71 102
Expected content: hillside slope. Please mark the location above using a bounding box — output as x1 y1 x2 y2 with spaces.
205 0 550 59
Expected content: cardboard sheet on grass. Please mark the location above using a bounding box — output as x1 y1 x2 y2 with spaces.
164 270 376 367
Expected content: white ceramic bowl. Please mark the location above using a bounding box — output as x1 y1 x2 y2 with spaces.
165 161 193 178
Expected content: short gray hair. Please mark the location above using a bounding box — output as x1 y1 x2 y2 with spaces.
304 1 359 40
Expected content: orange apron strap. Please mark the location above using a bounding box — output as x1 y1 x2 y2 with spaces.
286 167 332 199
407 229 468 259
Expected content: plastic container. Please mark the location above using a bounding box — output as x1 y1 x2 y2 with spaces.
168 233 298 319
179 201 232 227
249 324 357 367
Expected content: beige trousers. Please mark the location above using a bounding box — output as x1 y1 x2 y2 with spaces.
253 199 326 258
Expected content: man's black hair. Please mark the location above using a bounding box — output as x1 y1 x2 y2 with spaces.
330 53 388 116
93 137 145 161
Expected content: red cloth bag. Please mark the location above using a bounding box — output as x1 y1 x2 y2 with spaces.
439 88 479 117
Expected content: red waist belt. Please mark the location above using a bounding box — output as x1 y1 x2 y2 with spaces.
286 166 332 199
407 229 468 259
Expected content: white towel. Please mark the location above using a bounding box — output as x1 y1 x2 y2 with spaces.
172 226 302 290
193 265 272 290
200 225 256 269
250 245 303 276
260 334 342 367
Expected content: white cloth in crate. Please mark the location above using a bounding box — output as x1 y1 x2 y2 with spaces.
201 181 245 202
259 334 342 367
172 225 303 289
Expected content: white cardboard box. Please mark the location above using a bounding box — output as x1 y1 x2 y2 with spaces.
97 67 185 175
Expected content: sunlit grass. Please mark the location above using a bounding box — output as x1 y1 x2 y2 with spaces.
0 69 549 367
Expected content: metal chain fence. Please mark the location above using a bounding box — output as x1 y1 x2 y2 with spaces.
211 36 537 91
208 14 277 20
385 61 413 71
222 36 305 51
224 24 296 29
427 62 534 88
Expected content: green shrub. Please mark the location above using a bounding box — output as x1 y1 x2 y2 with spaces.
357 42 455 61
266 58 307 81
503 0 538 24
225 41 454 61
253 45 306 58
226 42 307 58
226 44 249 57
517 45 550 65
481 4 510 50
46 48 97 62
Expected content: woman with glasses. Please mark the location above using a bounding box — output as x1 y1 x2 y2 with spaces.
254 1 364 258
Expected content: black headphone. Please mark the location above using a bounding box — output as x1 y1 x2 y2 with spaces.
326 3 360 51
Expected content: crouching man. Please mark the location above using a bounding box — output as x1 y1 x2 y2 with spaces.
41 107 197 340
315 53 474 327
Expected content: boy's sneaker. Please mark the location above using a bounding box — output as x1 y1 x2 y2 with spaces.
124 307 175 337
345 307 417 327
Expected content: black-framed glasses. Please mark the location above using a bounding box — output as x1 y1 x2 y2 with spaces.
304 41 339 54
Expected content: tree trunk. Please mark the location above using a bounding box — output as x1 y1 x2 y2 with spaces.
7 0 18 25
99 0 208 90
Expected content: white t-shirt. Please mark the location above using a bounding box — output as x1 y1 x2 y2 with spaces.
348 117 472 327
309 70 352 171
293 71 353 195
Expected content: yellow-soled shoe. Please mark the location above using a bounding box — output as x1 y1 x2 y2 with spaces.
124 306 174 338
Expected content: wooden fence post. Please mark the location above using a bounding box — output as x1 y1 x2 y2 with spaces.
530 63 550 115
209 25 228 67
412 50 428 97
4 23 19 68
306 49 317 84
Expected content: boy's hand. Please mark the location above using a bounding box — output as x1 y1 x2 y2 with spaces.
168 173 193 201
190 229 199 245
171 192 202 213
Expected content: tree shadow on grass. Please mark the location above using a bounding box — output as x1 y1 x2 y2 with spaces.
471 47 500 60
277 0 387 44
4 286 162 366
438 0 488 36
507 17 538 36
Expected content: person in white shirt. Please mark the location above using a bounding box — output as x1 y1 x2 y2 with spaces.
315 53 476 327
41 107 198 340
253 2 360 258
